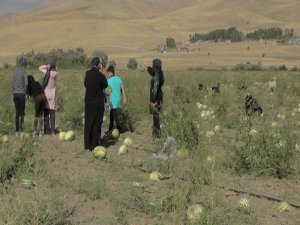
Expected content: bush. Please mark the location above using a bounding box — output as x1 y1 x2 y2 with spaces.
290 66 299 71
278 64 287 71
228 116 298 178
166 37 176 48
127 58 138 70
109 60 116 69
92 50 108 68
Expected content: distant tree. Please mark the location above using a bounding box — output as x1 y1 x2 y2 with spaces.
127 58 138 70
109 60 116 69
166 37 176 48
92 50 108 68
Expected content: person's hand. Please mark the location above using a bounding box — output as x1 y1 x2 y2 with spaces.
123 97 127 105
149 101 157 107
144 62 149 68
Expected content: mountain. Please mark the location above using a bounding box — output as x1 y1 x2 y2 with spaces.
0 0 299 67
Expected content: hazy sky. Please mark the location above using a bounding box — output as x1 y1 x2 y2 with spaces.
0 0 49 13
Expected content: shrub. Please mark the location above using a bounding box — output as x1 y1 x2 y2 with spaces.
109 60 116 69
290 66 298 71
127 58 138 70
278 64 287 71
166 37 176 48
92 50 108 68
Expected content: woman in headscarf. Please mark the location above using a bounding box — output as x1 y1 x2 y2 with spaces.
144 58 165 138
84 57 108 151
12 54 28 136
39 58 58 137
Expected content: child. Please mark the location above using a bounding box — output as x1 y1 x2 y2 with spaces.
27 75 47 136
106 65 127 134
144 59 164 138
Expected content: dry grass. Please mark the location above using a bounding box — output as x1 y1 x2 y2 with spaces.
0 0 299 69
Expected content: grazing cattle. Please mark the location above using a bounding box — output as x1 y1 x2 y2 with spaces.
245 94 263 116
267 77 277 93
212 82 220 94
198 83 204 91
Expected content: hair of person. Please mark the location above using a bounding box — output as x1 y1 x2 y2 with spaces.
152 58 162 71
91 57 100 68
28 75 34 83
107 65 115 74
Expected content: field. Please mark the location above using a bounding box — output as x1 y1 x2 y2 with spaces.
1 67 300 225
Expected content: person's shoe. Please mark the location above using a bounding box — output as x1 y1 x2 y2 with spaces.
32 131 38 137
39 131 44 137
15 132 20 137
52 133 57 138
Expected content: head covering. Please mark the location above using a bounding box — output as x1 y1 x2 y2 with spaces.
91 57 100 68
152 58 162 72
28 75 34 84
47 57 56 66
16 54 27 68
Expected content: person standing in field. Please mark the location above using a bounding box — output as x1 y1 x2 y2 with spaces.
105 65 127 134
84 57 108 151
39 59 58 137
144 58 165 138
12 54 28 136
27 75 47 137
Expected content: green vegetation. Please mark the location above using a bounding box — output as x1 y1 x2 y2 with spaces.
166 37 176 48
189 26 294 43
0 67 299 224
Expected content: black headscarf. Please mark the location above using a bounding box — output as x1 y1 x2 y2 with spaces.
152 58 162 73
91 57 100 68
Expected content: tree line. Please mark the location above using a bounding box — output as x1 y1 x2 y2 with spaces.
189 27 294 43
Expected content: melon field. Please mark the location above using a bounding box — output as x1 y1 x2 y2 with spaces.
0 67 300 225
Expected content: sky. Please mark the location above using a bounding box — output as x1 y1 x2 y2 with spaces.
0 0 50 13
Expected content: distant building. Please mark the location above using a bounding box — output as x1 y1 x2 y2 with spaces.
176 42 189 52
196 40 214 45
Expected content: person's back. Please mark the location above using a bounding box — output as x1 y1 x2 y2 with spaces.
12 54 28 135
105 65 127 134
28 78 44 98
85 67 106 105
108 75 122 109
13 55 28 95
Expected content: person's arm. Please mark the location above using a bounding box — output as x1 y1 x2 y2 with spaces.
144 63 155 76
100 73 108 89
39 65 48 75
24 72 29 96
150 74 159 104
121 84 127 105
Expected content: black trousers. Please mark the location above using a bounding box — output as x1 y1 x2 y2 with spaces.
13 93 26 132
34 94 47 132
84 103 104 151
109 108 121 131
150 102 162 138
44 108 55 134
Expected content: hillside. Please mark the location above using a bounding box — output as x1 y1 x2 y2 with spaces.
0 0 299 68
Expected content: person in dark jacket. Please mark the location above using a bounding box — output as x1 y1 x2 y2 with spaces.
27 75 47 136
144 58 165 138
12 54 28 136
84 57 108 151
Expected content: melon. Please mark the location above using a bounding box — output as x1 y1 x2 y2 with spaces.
123 137 133 147
94 146 106 159
111 129 120 139
118 145 128 155
65 130 75 141
187 204 203 222
238 198 251 213
58 132 66 141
